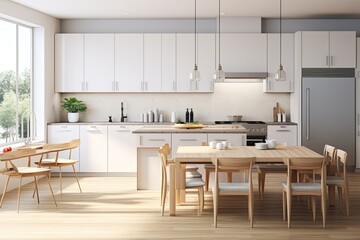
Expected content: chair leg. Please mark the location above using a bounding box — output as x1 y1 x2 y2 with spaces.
17 176 23 213
34 176 40 204
338 187 343 210
287 192 291 228
227 172 232 183
161 177 167 216
249 193 254 228
258 172 262 197
205 169 210 191
311 196 316 221
282 190 286 221
59 166 63 197
261 172 266 198
45 174 58 207
0 175 11 208
160 170 164 206
72 165 82 193
213 189 218 228
344 185 349 216
198 187 204 216
321 192 326 228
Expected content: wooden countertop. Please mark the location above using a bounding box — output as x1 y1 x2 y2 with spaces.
132 124 248 134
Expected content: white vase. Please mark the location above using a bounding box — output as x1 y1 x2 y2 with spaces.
68 112 80 123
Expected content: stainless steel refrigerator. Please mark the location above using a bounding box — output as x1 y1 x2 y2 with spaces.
301 69 356 167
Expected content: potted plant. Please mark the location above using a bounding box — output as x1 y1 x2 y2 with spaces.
61 97 87 123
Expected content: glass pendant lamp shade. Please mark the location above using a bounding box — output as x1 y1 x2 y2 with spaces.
275 0 286 81
190 0 200 82
213 64 225 82
190 64 201 82
213 0 225 82
275 64 286 81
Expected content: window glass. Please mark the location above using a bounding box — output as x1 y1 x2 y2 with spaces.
0 20 32 145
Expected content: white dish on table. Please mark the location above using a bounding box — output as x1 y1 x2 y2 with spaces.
255 142 268 150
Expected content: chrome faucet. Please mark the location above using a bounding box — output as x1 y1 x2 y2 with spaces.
21 112 37 147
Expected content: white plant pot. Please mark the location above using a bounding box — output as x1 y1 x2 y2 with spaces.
68 112 80 123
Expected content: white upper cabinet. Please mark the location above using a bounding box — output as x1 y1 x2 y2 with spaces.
55 34 84 92
220 34 267 72
84 34 114 92
301 31 356 68
264 34 294 93
115 34 144 92
196 34 215 92
144 34 162 92
161 34 176 92
176 34 196 92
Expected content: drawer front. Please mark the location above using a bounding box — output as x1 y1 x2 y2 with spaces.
139 134 171 147
207 133 246 146
267 125 297 146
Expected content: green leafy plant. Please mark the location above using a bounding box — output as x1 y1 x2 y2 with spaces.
61 97 87 113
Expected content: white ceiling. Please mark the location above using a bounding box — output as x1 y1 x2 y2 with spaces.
10 0 360 20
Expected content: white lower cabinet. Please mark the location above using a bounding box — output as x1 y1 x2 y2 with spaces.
79 125 108 172
267 125 298 146
108 125 142 173
207 133 246 147
137 134 172 190
47 125 80 172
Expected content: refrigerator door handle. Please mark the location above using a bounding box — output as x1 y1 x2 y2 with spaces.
306 88 310 140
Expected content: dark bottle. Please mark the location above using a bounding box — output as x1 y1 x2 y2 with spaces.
185 108 190 123
190 108 194 122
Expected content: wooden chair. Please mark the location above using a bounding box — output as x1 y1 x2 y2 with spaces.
34 139 82 197
159 144 205 216
256 143 287 198
212 157 255 228
326 149 349 216
0 148 57 212
282 157 326 228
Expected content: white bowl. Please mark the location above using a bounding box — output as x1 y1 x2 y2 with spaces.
255 142 268 150
265 139 276 149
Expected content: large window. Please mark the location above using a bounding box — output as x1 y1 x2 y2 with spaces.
0 19 32 146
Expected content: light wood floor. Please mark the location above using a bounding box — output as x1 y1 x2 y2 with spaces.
0 173 360 239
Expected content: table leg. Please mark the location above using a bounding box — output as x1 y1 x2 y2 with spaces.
169 164 176 216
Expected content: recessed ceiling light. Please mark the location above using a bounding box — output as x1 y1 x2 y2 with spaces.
220 12 227 15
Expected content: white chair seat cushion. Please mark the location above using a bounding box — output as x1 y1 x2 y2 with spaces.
35 158 78 166
326 176 345 185
17 167 51 174
185 178 205 188
186 171 202 178
218 182 249 192
281 182 321 192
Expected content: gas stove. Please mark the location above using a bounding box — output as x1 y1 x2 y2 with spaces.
215 120 267 140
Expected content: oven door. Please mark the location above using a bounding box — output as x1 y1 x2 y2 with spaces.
246 135 266 146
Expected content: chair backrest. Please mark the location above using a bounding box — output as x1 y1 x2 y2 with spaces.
43 142 71 151
69 139 80 149
335 149 348 178
213 157 255 182
323 144 336 164
158 144 171 185
285 157 326 193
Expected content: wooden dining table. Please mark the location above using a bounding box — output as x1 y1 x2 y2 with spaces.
169 145 324 216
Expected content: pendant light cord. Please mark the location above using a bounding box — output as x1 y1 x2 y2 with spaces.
279 0 282 66
195 0 197 66
218 0 221 66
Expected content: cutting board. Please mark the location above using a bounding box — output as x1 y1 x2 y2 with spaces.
273 102 281 122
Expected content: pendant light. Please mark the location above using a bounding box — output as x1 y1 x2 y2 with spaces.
190 0 200 82
275 0 286 81
213 0 225 82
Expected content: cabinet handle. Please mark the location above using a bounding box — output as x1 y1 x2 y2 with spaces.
179 139 197 142
112 82 115 91
173 81 176 91
57 130 72 133
306 88 310 140
145 81 148 91
326 56 329 66
116 130 131 133
141 82 144 91
213 139 226 141
85 82 88 91
330 56 334 66
148 139 166 141
82 82 85 91
276 129 291 132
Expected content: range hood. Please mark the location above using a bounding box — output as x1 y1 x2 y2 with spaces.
215 72 268 83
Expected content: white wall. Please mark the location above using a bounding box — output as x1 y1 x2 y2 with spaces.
0 0 60 192
62 83 290 123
